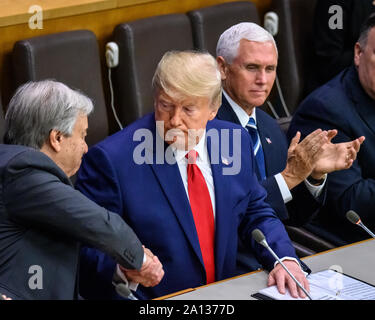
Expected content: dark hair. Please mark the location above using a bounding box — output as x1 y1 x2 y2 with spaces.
358 13 375 47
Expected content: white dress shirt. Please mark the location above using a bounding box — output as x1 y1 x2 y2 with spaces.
223 90 326 202
172 131 216 217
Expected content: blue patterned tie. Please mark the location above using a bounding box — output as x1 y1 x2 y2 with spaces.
246 117 266 180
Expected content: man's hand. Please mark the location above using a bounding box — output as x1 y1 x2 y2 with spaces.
268 260 310 299
281 129 328 189
311 130 365 179
120 246 164 287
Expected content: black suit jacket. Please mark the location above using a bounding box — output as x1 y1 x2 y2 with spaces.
217 95 325 226
0 144 144 300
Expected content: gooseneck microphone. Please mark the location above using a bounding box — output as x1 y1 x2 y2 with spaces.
252 229 312 300
346 210 375 239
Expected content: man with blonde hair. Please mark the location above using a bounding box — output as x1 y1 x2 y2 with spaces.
76 50 309 300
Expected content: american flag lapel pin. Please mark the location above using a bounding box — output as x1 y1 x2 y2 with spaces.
265 137 272 144
222 157 230 165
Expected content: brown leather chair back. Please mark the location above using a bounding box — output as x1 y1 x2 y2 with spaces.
188 1 260 56
112 14 194 127
270 0 317 113
12 30 108 146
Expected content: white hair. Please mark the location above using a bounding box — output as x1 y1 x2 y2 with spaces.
5 80 93 149
216 22 278 63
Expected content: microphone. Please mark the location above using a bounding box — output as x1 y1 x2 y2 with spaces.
346 210 375 239
252 229 312 300
112 271 138 300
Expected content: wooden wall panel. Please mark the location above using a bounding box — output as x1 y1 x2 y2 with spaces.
0 0 271 116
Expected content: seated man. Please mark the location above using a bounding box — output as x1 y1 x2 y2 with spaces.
76 50 309 300
287 14 375 245
215 22 363 272
0 80 163 300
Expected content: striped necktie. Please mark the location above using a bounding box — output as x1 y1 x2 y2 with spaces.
246 117 266 180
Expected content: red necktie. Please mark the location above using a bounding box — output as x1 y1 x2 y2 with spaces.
185 150 215 284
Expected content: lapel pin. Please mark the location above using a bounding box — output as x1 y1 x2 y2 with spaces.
265 137 272 144
222 157 230 165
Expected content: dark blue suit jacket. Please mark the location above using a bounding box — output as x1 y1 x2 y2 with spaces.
76 112 298 300
216 95 325 226
288 65 375 245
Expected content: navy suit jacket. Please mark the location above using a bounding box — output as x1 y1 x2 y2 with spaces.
76 112 298 300
288 65 375 244
217 95 325 226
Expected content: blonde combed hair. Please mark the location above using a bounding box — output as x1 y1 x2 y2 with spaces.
152 50 222 109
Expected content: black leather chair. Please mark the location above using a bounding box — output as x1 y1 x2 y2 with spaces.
269 0 317 114
12 30 109 147
0 98 5 143
112 14 194 127
187 1 260 56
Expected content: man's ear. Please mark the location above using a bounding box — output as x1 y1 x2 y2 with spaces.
354 42 362 68
48 129 63 152
216 56 228 80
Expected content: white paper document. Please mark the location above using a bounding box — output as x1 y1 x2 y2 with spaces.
255 269 375 300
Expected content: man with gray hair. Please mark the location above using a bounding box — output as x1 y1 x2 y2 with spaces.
0 80 164 300
215 22 364 272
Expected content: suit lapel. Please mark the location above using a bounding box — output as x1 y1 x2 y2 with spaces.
346 66 375 136
206 121 232 279
147 119 204 267
256 110 275 176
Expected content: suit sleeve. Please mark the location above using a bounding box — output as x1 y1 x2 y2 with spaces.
237 131 299 271
261 169 325 227
238 173 299 271
75 145 129 299
3 153 144 272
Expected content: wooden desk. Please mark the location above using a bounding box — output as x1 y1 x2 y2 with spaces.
157 239 375 300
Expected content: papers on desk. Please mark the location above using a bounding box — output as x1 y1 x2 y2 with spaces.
253 269 375 300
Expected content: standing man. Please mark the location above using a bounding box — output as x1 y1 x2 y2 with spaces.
288 13 375 245
0 80 163 300
76 50 310 300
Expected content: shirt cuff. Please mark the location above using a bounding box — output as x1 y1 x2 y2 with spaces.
116 253 146 292
273 257 308 276
274 173 293 204
304 174 327 198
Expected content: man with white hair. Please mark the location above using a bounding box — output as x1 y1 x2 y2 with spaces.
0 80 164 299
215 22 364 271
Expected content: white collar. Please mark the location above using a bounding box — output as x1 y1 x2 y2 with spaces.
172 130 209 163
223 90 256 128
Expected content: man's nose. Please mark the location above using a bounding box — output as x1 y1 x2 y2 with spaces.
170 108 183 127
255 69 267 84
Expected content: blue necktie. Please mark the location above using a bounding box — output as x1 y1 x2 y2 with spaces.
246 117 266 180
